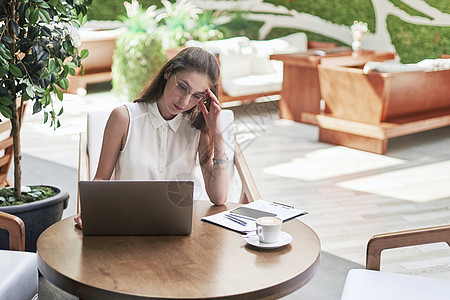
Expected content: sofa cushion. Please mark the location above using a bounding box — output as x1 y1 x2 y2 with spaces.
0 250 38 300
341 269 450 300
363 61 429 74
249 33 308 75
416 58 450 71
273 32 308 54
186 37 252 80
221 73 282 97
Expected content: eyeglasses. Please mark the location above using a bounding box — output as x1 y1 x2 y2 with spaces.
174 74 207 102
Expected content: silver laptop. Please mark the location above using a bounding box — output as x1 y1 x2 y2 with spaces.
79 180 194 236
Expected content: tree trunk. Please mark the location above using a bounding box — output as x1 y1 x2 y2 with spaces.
8 0 22 198
11 99 22 198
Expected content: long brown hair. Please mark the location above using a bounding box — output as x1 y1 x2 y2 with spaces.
135 47 220 164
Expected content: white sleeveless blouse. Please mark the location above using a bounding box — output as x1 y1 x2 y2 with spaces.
113 102 201 181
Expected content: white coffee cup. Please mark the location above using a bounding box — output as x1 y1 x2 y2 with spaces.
256 216 282 243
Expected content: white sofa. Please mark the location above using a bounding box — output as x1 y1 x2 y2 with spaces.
186 33 308 100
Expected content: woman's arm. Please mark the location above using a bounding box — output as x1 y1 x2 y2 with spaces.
94 106 130 180
199 131 229 205
198 89 229 205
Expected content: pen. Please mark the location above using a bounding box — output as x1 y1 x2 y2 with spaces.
272 201 294 209
225 214 247 226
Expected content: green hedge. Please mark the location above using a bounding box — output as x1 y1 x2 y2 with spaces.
387 15 450 63
263 0 376 32
424 0 450 14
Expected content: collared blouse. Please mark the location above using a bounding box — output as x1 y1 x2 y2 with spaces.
113 101 201 182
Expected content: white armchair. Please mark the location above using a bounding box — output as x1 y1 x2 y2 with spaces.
0 211 38 300
341 225 450 300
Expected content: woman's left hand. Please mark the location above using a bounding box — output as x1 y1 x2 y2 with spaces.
197 89 222 136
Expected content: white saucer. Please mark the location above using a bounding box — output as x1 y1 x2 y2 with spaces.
244 231 292 249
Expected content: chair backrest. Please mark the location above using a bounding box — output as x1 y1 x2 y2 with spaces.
84 108 238 202
0 120 14 188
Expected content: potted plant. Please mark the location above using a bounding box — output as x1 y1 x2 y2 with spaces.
111 0 166 101
0 0 91 251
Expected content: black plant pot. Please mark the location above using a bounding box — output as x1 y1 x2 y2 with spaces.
0 185 69 252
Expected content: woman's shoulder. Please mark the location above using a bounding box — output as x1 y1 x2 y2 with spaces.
109 106 130 127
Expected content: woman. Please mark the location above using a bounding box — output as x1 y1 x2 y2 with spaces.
75 47 229 228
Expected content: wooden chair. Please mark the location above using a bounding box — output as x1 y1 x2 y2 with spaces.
0 120 14 188
78 109 261 212
341 225 450 300
0 211 38 299
0 103 27 187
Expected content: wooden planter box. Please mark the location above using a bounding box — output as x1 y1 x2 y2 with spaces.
315 64 450 154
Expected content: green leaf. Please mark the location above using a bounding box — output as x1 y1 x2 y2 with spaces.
2 35 13 44
10 21 20 36
57 107 64 116
44 111 48 123
56 88 63 100
58 78 69 90
38 9 51 23
80 49 89 59
32 98 42 113
0 97 13 106
0 65 6 78
0 106 13 119
82 14 88 25
34 86 46 94
65 61 76 68
68 68 76 75
48 60 58 73
56 2 67 15
26 85 35 98
77 12 84 24
22 93 31 101
29 10 38 24
25 6 32 20
57 120 61 128
8 64 23 77
39 68 49 79
80 64 85 76
0 45 12 60
0 50 11 60
37 2 50 8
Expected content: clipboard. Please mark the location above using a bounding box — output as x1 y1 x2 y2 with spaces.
201 200 308 233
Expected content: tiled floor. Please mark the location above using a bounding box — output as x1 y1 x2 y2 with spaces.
20 88 450 281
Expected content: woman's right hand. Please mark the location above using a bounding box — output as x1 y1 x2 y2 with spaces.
74 213 83 229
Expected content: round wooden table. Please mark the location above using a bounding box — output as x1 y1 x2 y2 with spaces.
37 201 320 299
